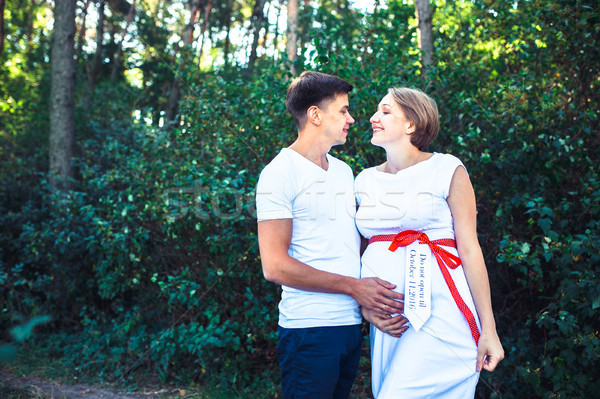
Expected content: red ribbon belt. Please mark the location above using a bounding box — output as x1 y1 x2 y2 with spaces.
368 230 480 345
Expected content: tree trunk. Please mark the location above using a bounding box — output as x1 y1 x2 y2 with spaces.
272 2 281 64
166 0 201 122
197 0 213 68
260 1 271 54
414 0 434 69
166 78 181 123
246 0 267 75
286 0 298 75
224 25 230 68
223 0 232 69
75 0 91 60
184 0 201 44
49 0 76 192
106 17 117 69
87 0 106 94
0 0 5 56
110 0 136 81
299 0 311 54
26 0 36 55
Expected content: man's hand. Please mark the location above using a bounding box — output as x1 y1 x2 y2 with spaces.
351 277 405 317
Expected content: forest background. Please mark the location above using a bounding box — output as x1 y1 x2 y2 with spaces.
0 0 598 397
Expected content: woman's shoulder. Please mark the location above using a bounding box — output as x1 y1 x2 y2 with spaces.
354 166 379 190
355 165 378 180
430 153 468 198
431 152 466 171
433 152 462 163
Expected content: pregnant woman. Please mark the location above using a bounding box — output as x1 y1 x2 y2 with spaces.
355 87 504 398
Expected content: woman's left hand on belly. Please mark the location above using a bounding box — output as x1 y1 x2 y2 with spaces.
362 307 409 338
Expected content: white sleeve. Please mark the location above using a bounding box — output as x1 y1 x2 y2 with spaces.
255 166 294 222
354 172 363 206
440 154 468 199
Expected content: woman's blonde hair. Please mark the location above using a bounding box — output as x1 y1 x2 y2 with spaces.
388 87 439 149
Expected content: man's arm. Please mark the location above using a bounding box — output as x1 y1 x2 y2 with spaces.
258 218 405 315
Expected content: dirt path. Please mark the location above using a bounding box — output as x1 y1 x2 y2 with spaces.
0 369 178 398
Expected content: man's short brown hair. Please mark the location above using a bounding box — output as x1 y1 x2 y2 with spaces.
286 72 353 130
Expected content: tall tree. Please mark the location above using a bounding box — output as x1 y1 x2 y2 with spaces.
0 0 5 56
49 0 76 192
166 0 202 122
75 0 91 59
260 1 271 57
110 0 136 81
246 0 267 75
223 0 233 69
298 0 311 55
286 0 298 75
87 0 106 94
271 1 282 64
414 0 434 69
197 0 213 67
25 0 37 55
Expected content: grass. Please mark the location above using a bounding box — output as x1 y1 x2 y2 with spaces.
0 382 47 399
1 343 280 399
3 342 371 398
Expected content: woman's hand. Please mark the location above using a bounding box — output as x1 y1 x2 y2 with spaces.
476 330 504 372
362 307 409 338
447 167 505 373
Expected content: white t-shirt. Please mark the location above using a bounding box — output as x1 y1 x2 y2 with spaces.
256 148 362 328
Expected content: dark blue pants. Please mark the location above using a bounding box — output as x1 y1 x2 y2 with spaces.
277 324 362 399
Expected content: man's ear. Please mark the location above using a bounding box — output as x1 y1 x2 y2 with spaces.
306 106 321 126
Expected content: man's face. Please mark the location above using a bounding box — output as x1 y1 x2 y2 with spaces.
319 93 355 145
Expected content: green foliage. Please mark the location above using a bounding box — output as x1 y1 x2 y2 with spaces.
1 68 286 388
0 382 45 399
0 0 599 397
0 316 51 363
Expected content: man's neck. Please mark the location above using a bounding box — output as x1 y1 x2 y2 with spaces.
289 135 331 170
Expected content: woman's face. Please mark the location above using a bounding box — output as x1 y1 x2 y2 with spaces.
369 93 413 147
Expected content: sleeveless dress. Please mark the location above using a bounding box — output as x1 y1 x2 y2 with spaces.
355 153 481 399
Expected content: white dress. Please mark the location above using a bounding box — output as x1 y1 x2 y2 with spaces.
355 153 481 399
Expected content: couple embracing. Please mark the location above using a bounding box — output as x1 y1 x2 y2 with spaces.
256 71 504 399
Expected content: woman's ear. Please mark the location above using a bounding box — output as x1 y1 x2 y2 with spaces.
406 122 416 135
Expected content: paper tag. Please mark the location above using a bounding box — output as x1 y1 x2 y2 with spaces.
404 241 432 331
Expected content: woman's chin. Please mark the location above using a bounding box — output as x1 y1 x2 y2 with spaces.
370 136 385 147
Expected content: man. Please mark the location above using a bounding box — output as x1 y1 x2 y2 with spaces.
256 71 404 399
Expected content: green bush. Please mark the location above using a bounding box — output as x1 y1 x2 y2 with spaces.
1 1 598 397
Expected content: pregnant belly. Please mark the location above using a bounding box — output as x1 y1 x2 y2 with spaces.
361 244 406 294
